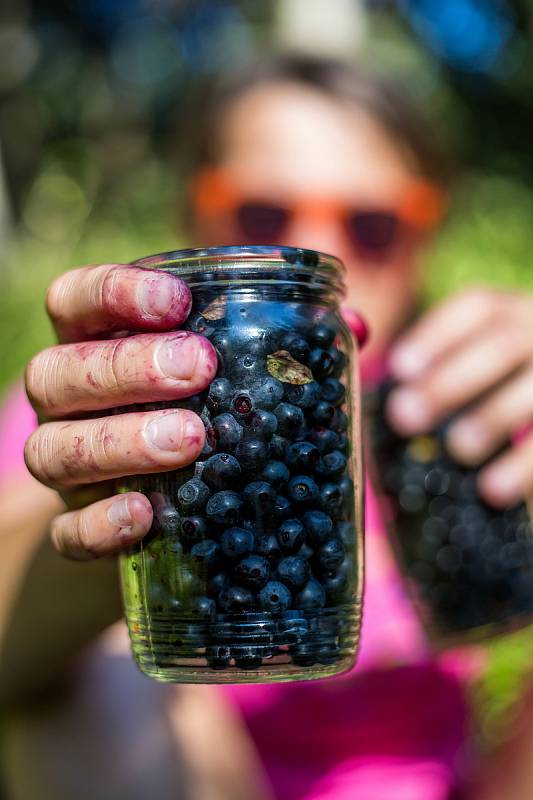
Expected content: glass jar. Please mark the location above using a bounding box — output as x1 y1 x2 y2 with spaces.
118 245 364 683
369 380 533 644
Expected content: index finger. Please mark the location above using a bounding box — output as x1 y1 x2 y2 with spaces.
47 264 192 343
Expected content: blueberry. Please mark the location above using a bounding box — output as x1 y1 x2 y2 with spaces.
294 579 326 609
302 510 333 545
235 438 269 470
177 391 208 414
283 380 320 409
231 351 263 382
194 596 217 620
269 434 288 460
273 494 292 521
207 378 233 414
277 519 305 554
187 312 215 337
202 453 242 490
298 542 314 560
231 390 255 419
191 539 220 570
280 332 311 363
251 377 285 410
290 643 318 667
152 503 180 537
199 417 217 458
220 527 255 559
218 585 255 612
210 331 233 360
337 521 356 547
317 642 341 665
255 533 282 563
310 323 336 349
316 538 345 571
277 556 310 590
320 377 345 407
180 515 207 545
234 555 270 590
319 483 343 516
332 409 348 433
329 347 347 378
287 475 320 506
206 491 242 526
339 474 355 513
286 441 320 472
212 413 243 451
273 403 305 437
177 477 211 513
206 644 231 669
248 409 278 439
232 646 265 670
309 400 335 426
323 556 354 602
243 481 277 515
259 460 290 489
208 571 230 596
248 329 279 357
308 348 333 379
336 433 350 456
315 450 347 480
308 427 339 455
258 580 292 613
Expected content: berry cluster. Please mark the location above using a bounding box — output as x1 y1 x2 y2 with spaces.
370 382 533 636
136 299 358 672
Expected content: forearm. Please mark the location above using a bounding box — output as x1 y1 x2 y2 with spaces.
0 477 123 707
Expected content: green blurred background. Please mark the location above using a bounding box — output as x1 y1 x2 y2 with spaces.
1 0 533 750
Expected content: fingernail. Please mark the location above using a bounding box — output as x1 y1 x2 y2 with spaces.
107 495 133 528
139 274 181 318
145 411 185 451
389 345 427 380
447 419 489 463
478 466 518 507
155 334 199 380
386 388 431 435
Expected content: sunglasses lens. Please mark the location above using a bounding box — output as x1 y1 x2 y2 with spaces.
346 211 401 259
236 203 289 244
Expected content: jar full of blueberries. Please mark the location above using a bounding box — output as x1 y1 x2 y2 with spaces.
119 246 364 683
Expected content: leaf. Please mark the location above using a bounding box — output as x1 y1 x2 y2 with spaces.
201 295 227 320
267 350 314 385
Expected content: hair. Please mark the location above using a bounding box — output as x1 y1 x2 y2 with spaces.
178 53 452 188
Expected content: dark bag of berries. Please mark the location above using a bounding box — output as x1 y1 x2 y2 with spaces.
118 246 364 683
369 380 533 642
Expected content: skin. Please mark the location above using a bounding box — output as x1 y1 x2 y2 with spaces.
5 79 533 799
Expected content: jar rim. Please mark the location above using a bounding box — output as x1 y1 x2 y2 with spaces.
131 245 346 296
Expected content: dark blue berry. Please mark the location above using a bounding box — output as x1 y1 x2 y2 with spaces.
243 480 277 515
337 521 356 547
308 347 333 379
298 542 314 559
290 643 317 667
206 644 231 669
277 519 305 554
234 555 270 590
180 515 207 544
187 313 215 336
320 377 345 406
336 433 350 455
308 427 338 455
190 539 220 569
251 377 285 410
258 580 292 613
329 347 347 378
220 527 254 559
273 403 305 436
280 333 310 363
294 579 326 609
283 380 320 409
316 538 345 571
208 571 230 596
315 450 347 480
232 646 264 669
256 533 282 563
176 391 207 414
218 585 255 612
339 474 355 513
212 413 243 451
332 408 348 432
194 596 217 620
323 556 353 602
277 556 310 589
287 475 319 506
210 331 232 360
302 510 333 545
259 460 290 489
231 352 262 382
310 400 335 426
152 504 180 537
202 453 241 490
269 434 288 460
311 323 336 349
207 378 233 413
319 483 344 515
235 438 269 470
248 409 278 439
177 478 210 513
273 494 292 521
206 490 242 526
231 390 255 419
286 441 320 471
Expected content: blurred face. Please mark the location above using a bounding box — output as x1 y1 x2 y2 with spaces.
191 82 439 361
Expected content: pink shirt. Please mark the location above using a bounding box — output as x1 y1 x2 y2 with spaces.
0 378 472 800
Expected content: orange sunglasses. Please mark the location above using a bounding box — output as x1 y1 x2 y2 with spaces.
190 167 446 262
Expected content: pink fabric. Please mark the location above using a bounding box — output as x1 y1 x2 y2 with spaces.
0 374 471 800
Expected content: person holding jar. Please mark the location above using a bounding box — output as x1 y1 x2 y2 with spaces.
2 54 533 800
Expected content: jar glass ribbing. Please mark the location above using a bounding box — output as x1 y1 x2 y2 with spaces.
118 246 364 683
